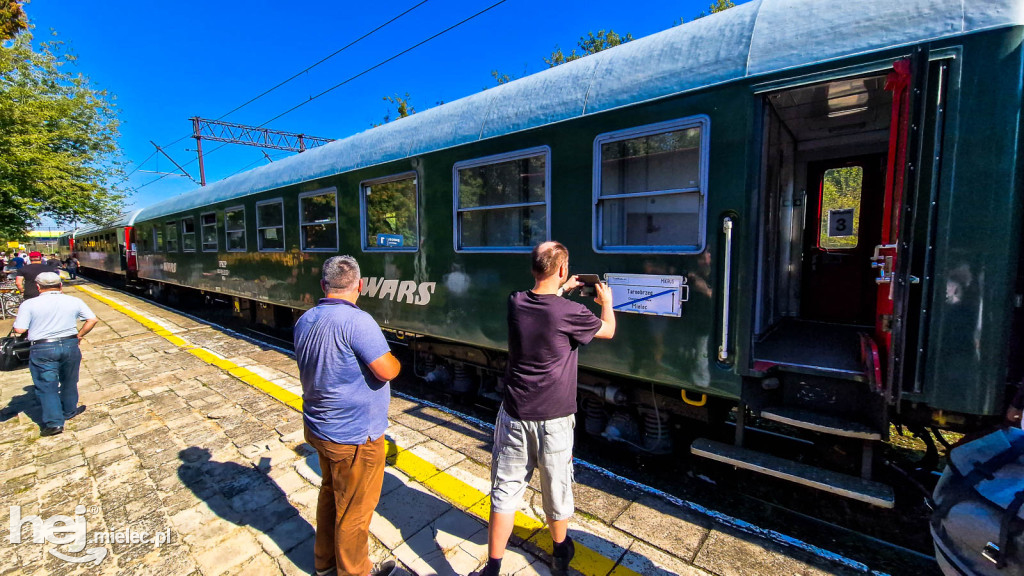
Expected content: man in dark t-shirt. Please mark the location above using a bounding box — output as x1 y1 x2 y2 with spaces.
16 252 58 299
475 241 615 576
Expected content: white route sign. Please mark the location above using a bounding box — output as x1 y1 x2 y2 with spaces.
604 273 687 317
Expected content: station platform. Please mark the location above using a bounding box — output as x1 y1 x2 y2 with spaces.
0 280 884 576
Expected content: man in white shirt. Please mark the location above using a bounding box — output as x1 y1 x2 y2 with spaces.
13 272 98 436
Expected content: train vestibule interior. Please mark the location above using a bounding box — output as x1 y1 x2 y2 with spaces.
754 73 894 381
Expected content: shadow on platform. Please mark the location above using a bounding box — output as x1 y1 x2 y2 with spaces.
0 384 44 429
178 446 315 573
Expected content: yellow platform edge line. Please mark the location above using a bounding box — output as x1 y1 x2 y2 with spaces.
75 285 303 411
75 284 640 576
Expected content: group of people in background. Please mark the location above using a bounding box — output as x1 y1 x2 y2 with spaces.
1 251 79 283
296 242 616 576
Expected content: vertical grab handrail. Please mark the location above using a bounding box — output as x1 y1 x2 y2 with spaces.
718 217 733 362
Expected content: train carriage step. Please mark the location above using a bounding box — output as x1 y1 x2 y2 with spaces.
759 406 882 440
690 438 895 508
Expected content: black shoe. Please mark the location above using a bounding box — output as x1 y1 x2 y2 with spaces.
551 536 575 575
40 426 64 437
64 405 86 420
370 559 396 576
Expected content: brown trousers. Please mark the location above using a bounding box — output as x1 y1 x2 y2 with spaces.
305 427 387 576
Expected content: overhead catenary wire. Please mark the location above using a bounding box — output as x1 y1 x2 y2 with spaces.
123 150 159 179
141 0 430 171
215 0 430 121
136 0 509 190
260 0 510 127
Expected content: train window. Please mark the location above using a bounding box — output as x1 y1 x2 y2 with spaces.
361 173 418 251
153 225 164 252
257 199 286 252
453 147 549 252
165 221 178 252
181 217 196 252
225 206 246 252
201 212 218 252
593 116 709 253
299 189 338 252
818 166 863 250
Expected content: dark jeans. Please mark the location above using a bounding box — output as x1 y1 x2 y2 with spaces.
28 339 81 428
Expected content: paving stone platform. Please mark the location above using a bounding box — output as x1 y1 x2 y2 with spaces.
0 280 880 576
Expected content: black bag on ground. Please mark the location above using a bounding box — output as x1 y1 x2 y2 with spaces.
932 427 1024 575
0 330 30 371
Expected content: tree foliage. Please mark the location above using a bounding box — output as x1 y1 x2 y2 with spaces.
819 166 864 249
374 92 415 127
364 175 417 248
544 30 633 68
491 70 514 85
0 1 26 40
0 28 126 237
677 0 736 24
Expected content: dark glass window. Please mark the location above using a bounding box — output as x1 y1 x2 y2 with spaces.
455 149 548 251
225 206 246 252
299 190 337 251
181 217 196 252
165 222 178 252
201 213 218 252
257 200 285 251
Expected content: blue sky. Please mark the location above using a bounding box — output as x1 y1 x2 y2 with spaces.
26 0 729 222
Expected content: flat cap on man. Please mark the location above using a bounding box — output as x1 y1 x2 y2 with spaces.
35 272 62 287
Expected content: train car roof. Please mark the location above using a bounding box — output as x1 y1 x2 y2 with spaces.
73 208 144 235
136 0 1024 222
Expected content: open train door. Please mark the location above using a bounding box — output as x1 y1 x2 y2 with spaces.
877 48 943 407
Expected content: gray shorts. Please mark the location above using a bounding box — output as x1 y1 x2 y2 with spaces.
489 404 575 521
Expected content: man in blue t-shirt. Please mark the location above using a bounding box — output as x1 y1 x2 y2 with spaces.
294 255 400 576
475 241 616 576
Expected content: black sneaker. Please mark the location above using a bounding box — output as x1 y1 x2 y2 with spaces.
40 426 64 437
370 559 396 576
551 536 575 575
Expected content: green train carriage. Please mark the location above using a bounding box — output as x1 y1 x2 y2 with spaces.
92 0 1024 507
62 209 142 281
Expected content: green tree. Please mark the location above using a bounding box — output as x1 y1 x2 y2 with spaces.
678 0 736 24
491 70 514 85
0 28 126 237
374 92 415 127
0 1 27 40
545 29 633 67
819 166 864 249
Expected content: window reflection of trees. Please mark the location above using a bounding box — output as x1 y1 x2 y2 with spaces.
365 177 417 248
